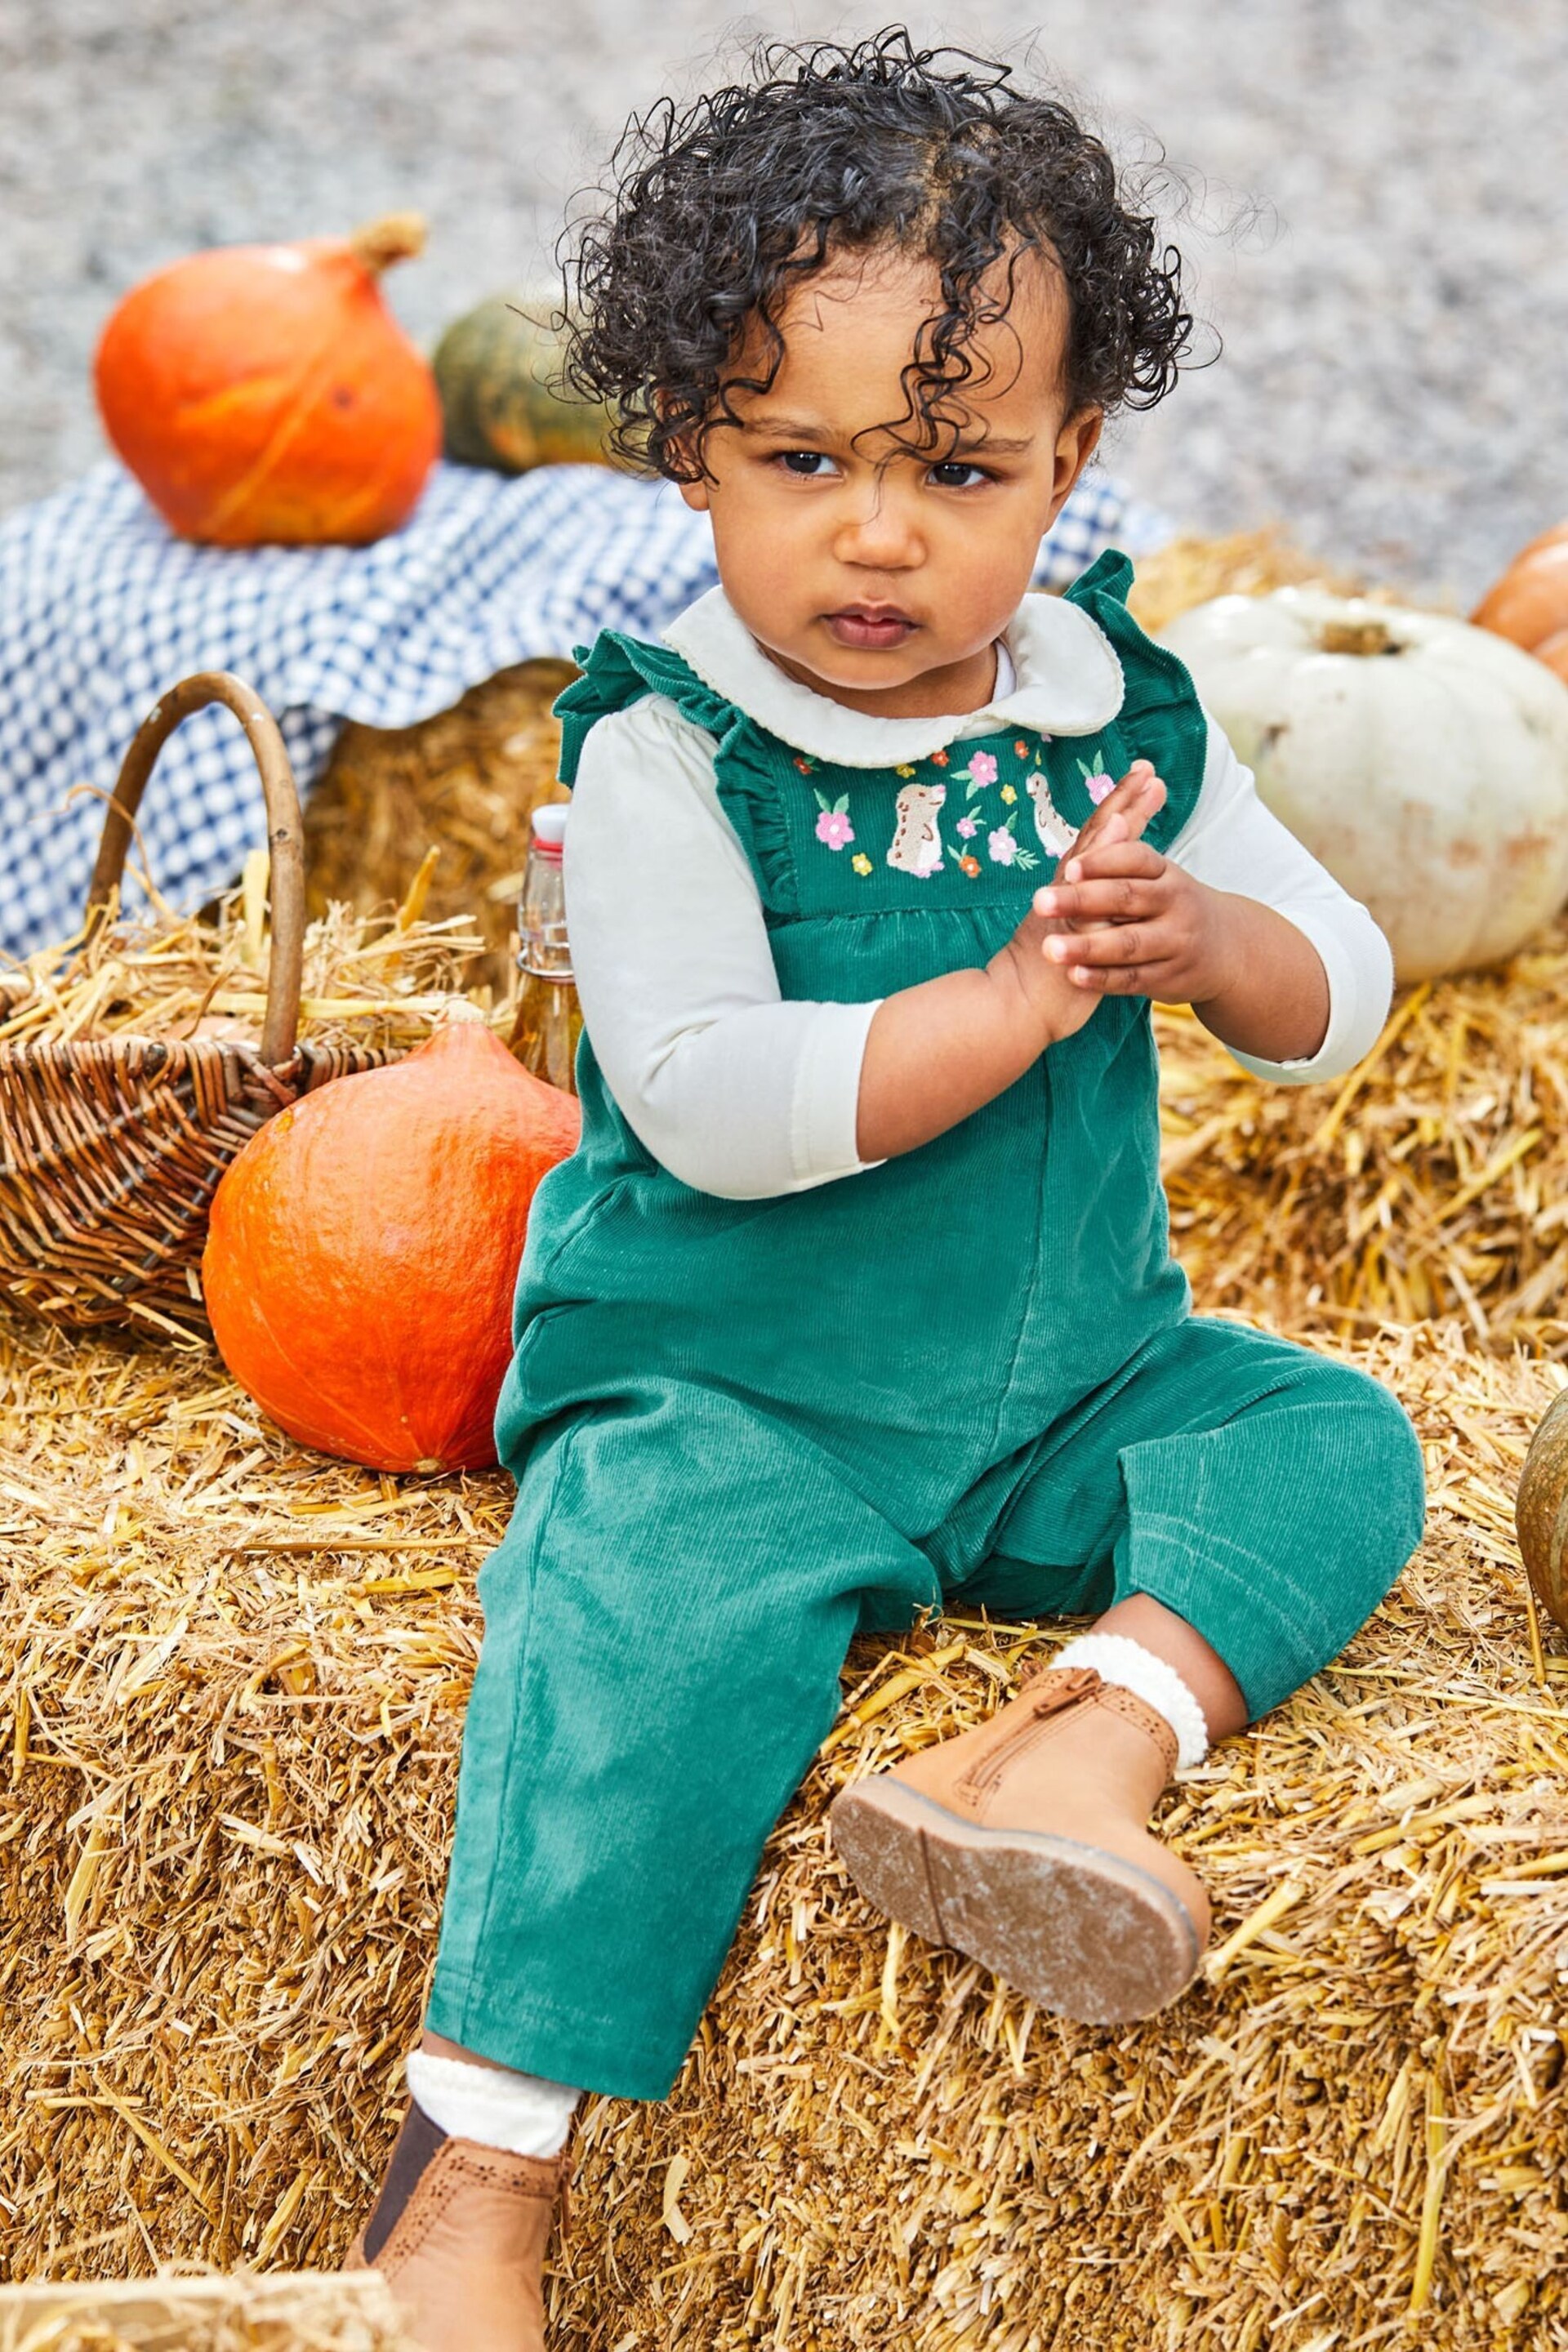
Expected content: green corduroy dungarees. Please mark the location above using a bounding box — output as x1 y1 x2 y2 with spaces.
426 554 1425 2099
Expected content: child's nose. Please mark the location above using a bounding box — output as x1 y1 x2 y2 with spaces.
834 486 924 570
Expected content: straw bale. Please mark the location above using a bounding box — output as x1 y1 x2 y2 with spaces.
5 530 1563 2339
1124 528 1363 638
0 2271 408 2352
3 1294 1567 2347
1154 921 1568 1352
301 665 575 987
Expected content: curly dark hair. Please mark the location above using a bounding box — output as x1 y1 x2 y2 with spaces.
563 28 1198 481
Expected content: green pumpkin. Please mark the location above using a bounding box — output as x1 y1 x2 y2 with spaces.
1516 1387 1568 1633
432 296 618 474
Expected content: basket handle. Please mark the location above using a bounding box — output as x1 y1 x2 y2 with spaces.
85 672 305 1067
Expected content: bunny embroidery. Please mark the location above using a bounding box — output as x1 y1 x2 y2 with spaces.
1027 773 1080 859
886 781 947 877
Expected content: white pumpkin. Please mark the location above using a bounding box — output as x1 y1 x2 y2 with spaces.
1158 589 1568 980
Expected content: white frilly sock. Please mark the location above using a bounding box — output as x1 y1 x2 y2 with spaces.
1049 1633 1210 1773
406 2049 581 2161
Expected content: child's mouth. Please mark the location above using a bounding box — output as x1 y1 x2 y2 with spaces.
824 608 918 651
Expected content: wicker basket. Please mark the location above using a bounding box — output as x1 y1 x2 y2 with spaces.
0 674 391 1341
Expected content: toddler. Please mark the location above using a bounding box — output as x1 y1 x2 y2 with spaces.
350 35 1426 2347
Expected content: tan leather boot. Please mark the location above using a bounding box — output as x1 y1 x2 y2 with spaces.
346 2102 566 2352
830 1664 1209 2022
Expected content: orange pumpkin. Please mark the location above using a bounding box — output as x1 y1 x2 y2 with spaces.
203 1011 580 1472
1472 523 1568 662
94 213 442 546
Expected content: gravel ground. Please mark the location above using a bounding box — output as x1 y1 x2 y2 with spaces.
2 0 1565 599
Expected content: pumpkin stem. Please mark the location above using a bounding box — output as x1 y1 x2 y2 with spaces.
349 212 429 274
1318 616 1400 657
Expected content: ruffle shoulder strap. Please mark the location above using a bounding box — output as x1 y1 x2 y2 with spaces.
554 630 737 786
1064 550 1210 835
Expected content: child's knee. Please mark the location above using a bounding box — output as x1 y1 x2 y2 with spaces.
1313 1358 1426 1598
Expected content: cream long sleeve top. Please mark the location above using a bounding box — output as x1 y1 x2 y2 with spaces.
564 588 1393 1200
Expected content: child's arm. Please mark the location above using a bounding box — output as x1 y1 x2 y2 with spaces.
855 764 1168 1163
1031 858 1330 1062
567 693 884 1199
1029 722 1389 1071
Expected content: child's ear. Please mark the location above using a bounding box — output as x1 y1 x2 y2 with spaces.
678 474 712 513
1048 407 1104 523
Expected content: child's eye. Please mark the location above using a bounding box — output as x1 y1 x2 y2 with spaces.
929 461 992 490
778 450 835 477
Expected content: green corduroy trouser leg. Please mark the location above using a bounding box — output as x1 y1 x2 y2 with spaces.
426 1315 1423 2100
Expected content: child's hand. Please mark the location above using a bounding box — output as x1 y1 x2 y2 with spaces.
987 762 1168 1046
1031 777 1241 1007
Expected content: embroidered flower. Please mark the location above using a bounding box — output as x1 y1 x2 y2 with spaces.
956 816 978 839
1014 740 1029 758
1000 783 1017 804
794 755 814 775
1077 754 1116 804
813 789 853 849
895 763 916 778
956 751 1001 801
851 852 873 876
988 806 1040 872
959 853 982 878
929 748 949 767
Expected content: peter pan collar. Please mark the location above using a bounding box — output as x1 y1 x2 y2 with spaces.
661 584 1125 768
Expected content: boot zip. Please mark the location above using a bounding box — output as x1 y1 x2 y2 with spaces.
957 1671 1097 1803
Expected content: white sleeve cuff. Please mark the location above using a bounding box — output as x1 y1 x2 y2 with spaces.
1169 718 1396 1089
1222 900 1392 1087
791 996 884 1187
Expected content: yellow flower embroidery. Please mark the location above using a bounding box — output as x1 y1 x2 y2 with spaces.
894 763 916 778
1000 783 1017 804
852 853 873 876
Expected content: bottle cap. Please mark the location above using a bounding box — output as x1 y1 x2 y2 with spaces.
531 804 569 861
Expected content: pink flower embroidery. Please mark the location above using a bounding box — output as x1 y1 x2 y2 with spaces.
987 826 1018 865
968 750 999 787
956 816 978 838
815 808 854 850
1085 771 1115 804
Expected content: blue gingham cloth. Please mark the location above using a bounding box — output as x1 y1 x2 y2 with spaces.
0 458 1170 960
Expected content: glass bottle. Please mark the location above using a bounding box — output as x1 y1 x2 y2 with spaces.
509 803 581 1093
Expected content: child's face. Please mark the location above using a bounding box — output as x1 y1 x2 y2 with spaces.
678 243 1102 717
